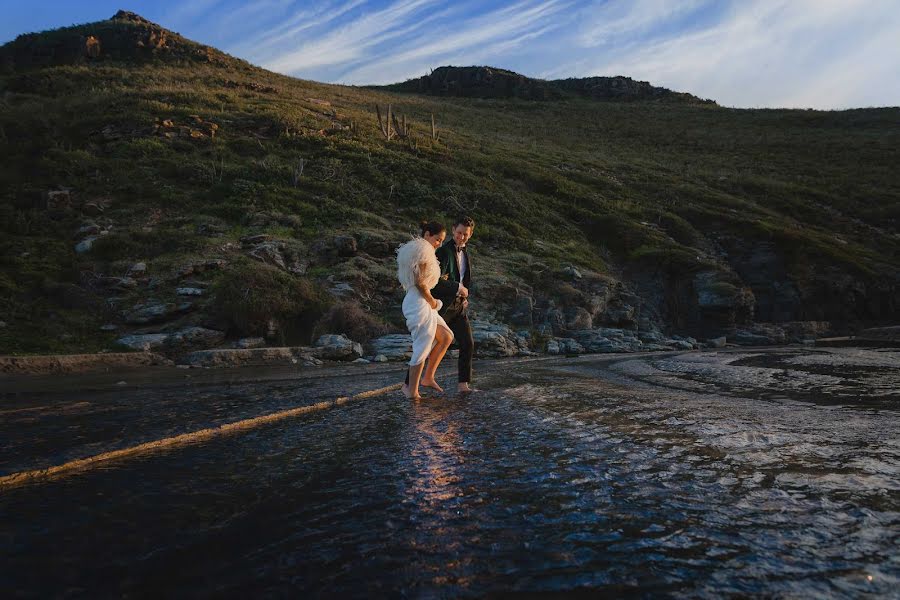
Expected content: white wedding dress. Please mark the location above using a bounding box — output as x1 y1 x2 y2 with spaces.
397 238 453 366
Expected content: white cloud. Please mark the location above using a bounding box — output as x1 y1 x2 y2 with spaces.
556 0 900 108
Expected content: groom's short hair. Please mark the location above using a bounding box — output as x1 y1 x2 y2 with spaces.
454 215 475 229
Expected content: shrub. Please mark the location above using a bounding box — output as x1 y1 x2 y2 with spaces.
213 261 329 342
314 300 391 343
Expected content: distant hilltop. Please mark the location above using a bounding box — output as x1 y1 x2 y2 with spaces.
382 65 717 105
0 10 238 72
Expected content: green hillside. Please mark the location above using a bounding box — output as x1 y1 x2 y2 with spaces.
1 11 898 355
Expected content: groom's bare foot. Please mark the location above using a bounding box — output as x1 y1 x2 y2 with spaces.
458 382 478 393
421 378 444 393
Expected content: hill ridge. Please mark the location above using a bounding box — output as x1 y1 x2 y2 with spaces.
382 65 716 104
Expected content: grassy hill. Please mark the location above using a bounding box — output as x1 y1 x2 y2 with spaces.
1 11 898 355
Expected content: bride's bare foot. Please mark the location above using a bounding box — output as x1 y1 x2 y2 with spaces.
421 378 444 393
402 383 423 400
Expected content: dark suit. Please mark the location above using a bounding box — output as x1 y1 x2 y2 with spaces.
404 240 474 384
432 240 474 383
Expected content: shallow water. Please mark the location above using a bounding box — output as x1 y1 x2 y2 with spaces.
1 348 898 597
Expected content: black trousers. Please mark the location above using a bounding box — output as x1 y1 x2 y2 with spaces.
404 312 474 384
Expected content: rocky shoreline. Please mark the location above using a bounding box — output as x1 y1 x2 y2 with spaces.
3 323 895 376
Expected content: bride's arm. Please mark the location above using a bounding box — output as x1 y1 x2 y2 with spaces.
416 262 438 309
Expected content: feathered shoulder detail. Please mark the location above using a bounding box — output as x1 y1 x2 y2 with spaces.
396 237 441 291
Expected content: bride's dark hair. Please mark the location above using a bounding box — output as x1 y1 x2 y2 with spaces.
420 220 446 236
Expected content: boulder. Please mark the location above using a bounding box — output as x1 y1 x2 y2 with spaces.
314 334 363 361
236 337 266 349
471 321 519 358
180 347 314 368
507 295 534 327
124 301 193 325
44 189 73 212
116 333 170 351
731 330 775 346
165 326 225 349
547 337 585 355
564 307 593 331
706 336 727 348
571 329 614 352
128 262 147 276
333 235 358 257
248 241 287 270
75 236 97 254
176 287 204 296
370 334 413 361
74 223 100 239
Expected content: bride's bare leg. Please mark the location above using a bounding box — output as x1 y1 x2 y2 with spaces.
403 361 426 399
422 326 453 392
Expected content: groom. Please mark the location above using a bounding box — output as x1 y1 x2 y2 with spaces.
432 215 476 393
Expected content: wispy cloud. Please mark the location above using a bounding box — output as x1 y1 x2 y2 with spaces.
563 0 900 108
335 0 574 84
261 0 440 73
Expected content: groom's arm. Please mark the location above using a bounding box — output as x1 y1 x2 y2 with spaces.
430 245 460 303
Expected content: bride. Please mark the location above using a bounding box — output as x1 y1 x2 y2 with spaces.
397 221 454 399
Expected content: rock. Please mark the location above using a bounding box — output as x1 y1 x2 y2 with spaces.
570 329 614 352
44 189 73 212
96 276 137 292
547 337 584 355
603 302 637 326
373 354 388 363
356 232 395 258
563 265 583 280
732 330 775 346
124 301 192 325
240 234 270 246
353 358 370 364
173 259 226 279
542 307 566 335
116 333 170 351
248 241 286 270
471 321 519 358
128 262 147 276
707 336 727 348
333 235 357 257
370 334 413 361
329 282 355 297
165 326 225 349
312 235 358 259
100 323 118 332
314 334 363 361
669 340 694 350
639 330 664 343
236 337 266 349
565 307 593 331
75 236 97 254
508 295 534 327
176 287 204 296
74 223 100 239
82 201 107 216
181 347 309 368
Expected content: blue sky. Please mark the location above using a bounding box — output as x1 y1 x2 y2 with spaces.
2 0 899 109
